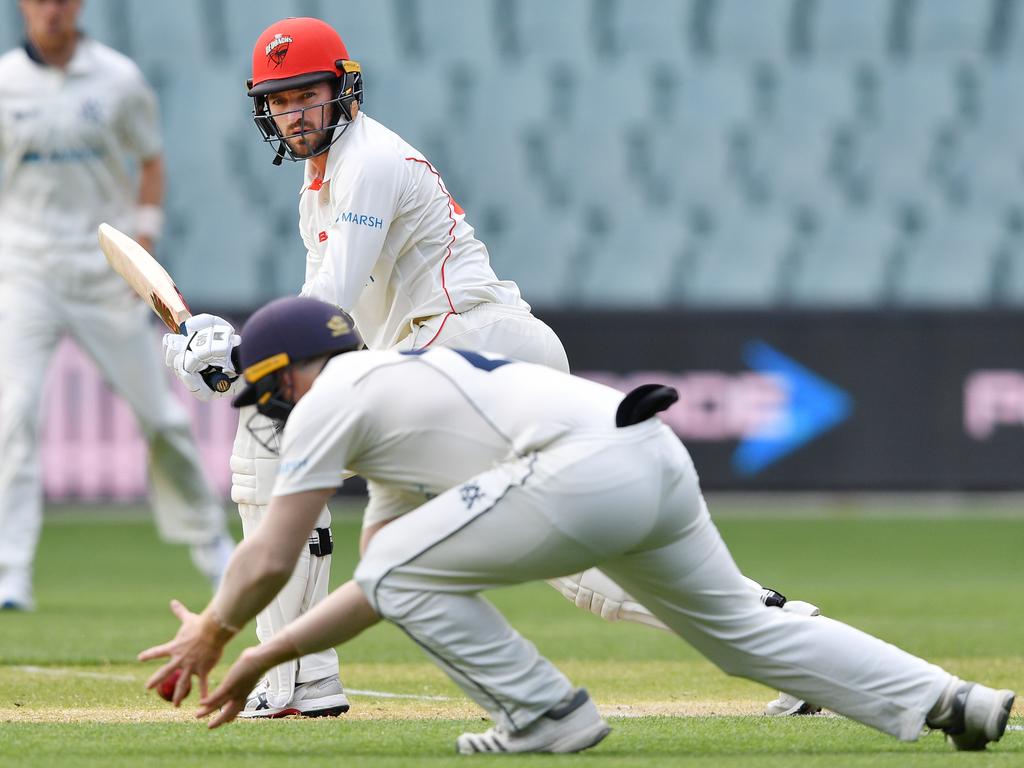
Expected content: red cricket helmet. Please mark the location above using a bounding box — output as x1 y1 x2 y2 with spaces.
246 17 364 165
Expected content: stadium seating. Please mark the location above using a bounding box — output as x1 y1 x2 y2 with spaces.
3 0 1024 308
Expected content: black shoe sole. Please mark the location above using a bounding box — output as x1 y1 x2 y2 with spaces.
300 704 350 718
993 693 1015 743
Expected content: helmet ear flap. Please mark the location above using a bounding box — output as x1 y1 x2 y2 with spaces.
336 59 364 118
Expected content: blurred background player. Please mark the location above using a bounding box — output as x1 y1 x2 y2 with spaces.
163 17 568 718
0 0 234 610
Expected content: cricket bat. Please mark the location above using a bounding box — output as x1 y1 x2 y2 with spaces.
97 223 233 393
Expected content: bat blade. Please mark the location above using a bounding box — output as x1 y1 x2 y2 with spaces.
97 223 191 334
97 223 233 394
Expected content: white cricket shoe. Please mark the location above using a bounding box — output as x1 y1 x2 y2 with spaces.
236 675 350 719
763 598 821 716
764 692 822 716
456 689 610 755
940 682 1015 751
0 567 34 612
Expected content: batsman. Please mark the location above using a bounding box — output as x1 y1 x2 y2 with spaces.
167 17 815 718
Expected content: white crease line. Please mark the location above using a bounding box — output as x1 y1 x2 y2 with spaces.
8 668 454 699
1006 725 1024 731
12 665 137 682
346 688 454 702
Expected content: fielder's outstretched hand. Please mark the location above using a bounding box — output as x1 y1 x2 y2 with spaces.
195 647 269 728
137 599 233 707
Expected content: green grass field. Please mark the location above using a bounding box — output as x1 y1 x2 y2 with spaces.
1 498 1021 766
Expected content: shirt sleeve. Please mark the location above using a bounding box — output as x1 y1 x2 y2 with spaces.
271 382 367 497
300 149 402 309
115 65 163 160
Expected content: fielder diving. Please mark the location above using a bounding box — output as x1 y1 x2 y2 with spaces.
141 296 1016 754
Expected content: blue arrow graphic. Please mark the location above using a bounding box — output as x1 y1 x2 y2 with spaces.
732 341 853 477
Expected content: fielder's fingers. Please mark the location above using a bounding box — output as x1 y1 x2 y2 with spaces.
137 641 173 662
199 672 209 700
172 666 193 707
195 683 228 719
207 698 244 729
144 657 181 689
168 598 193 622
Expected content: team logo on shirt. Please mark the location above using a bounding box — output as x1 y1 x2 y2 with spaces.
265 33 293 68
460 482 485 510
80 99 103 124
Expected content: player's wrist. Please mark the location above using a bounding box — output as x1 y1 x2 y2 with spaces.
134 204 165 241
200 607 241 646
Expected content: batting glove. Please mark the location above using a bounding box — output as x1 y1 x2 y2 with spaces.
162 332 187 369
171 350 222 402
163 314 240 401
180 314 241 376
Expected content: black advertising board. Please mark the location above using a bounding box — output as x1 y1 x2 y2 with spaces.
539 309 1024 490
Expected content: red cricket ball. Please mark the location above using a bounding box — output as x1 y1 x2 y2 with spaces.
157 669 188 702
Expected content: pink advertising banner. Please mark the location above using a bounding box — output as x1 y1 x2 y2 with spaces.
41 338 237 501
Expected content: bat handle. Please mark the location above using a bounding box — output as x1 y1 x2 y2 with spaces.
201 367 235 394
179 323 237 395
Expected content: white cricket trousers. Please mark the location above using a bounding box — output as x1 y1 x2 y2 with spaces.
0 253 226 572
231 301 568 703
355 420 952 739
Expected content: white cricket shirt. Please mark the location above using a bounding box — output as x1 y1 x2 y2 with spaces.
272 347 623 502
0 37 161 253
298 113 527 350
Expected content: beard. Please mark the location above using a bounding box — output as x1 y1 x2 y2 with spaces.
286 128 330 158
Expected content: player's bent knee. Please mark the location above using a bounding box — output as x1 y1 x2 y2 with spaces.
354 561 430 622
353 559 388 615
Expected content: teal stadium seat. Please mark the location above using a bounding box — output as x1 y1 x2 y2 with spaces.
945 63 1024 209
857 62 958 210
599 0 694 62
713 0 796 62
990 208 1024 304
684 201 793 306
788 204 899 306
895 206 1003 306
483 193 583 308
728 61 852 209
405 0 500 65
0 3 19 52
812 0 894 63
910 0 993 59
574 197 688 307
502 0 596 61
671 63 753 208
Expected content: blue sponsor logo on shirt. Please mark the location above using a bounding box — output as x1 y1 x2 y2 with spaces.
338 211 384 229
278 457 309 475
23 147 103 164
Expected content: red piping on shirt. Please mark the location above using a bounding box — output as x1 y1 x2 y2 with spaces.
419 311 454 349
405 156 457 315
